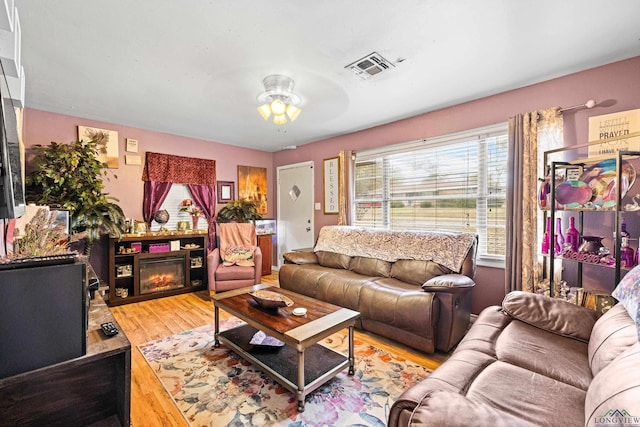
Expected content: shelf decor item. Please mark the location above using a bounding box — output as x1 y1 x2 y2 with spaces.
542 217 551 254
538 174 550 209
566 216 580 252
554 218 565 255
179 199 205 230
578 159 636 208
578 236 604 254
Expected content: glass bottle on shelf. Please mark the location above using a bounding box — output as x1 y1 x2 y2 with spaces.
542 217 551 254
554 218 565 255
621 235 635 268
538 173 550 209
565 216 580 252
615 217 630 259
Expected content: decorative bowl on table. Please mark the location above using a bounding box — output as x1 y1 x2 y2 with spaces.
248 290 294 309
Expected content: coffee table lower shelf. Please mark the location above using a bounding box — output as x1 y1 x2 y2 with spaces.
217 324 349 411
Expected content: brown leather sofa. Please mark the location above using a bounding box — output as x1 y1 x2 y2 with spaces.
388 291 640 427
279 226 478 354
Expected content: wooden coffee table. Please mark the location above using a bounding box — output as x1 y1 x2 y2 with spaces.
212 284 360 412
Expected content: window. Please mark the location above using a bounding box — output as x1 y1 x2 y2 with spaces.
151 184 195 231
353 123 508 266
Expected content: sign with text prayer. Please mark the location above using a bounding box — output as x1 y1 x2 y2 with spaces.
588 109 640 157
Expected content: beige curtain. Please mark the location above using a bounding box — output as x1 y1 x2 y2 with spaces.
337 150 353 225
505 107 563 294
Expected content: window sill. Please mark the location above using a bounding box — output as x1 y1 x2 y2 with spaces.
477 257 505 269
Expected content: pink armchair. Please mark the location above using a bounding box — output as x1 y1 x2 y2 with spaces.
207 223 262 292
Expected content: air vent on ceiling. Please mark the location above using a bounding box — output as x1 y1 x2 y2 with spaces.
345 52 395 80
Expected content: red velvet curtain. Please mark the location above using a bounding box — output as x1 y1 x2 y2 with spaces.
142 152 216 184
142 181 172 225
142 152 216 250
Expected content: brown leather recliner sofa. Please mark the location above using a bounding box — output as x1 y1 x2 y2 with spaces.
279 226 478 354
388 290 640 427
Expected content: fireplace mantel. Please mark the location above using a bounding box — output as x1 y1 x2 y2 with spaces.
107 232 208 306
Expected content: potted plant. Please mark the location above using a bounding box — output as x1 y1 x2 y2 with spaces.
216 199 262 223
25 138 126 256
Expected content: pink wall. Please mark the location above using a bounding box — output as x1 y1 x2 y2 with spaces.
273 56 640 313
21 109 275 220
21 110 274 281
20 56 640 313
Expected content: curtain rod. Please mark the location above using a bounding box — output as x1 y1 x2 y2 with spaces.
559 99 596 113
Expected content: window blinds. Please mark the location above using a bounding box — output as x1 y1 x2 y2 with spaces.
354 124 508 261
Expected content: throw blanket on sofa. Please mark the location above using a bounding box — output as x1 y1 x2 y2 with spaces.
314 226 476 273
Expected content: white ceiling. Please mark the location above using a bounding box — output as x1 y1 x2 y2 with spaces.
14 0 640 152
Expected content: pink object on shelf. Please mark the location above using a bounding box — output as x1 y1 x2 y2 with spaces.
149 243 170 253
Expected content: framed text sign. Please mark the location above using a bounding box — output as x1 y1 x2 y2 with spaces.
323 157 339 214
588 109 640 157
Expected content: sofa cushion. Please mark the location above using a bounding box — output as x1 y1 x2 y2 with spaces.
464 361 587 426
585 344 640 427
215 264 255 280
496 320 592 390
588 304 638 376
316 251 352 269
277 263 330 299
502 291 599 343
349 256 392 277
222 245 255 266
283 251 318 265
390 259 452 286
612 265 640 343
316 270 373 311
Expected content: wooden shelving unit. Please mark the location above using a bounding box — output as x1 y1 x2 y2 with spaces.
108 232 208 306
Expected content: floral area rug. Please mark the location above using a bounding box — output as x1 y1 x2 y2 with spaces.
138 319 431 427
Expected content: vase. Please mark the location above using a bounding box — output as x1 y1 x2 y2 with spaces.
578 236 604 254
565 216 580 252
191 216 199 230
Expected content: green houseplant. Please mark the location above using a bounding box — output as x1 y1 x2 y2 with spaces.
216 199 262 223
25 139 126 254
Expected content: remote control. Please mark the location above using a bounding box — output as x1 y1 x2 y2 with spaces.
100 322 119 337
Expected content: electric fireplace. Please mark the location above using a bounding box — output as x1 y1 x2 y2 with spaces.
139 255 186 295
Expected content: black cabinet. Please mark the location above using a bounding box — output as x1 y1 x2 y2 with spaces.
0 262 87 378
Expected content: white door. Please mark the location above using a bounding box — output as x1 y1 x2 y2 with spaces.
277 161 314 268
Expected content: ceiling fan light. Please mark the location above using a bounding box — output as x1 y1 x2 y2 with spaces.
270 99 286 116
272 114 287 125
286 104 301 121
257 104 271 120
256 75 302 126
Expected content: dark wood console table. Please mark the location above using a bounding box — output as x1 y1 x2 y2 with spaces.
0 292 131 426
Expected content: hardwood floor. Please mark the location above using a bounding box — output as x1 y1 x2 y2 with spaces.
109 272 451 427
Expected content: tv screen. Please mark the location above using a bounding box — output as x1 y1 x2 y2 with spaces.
0 67 25 219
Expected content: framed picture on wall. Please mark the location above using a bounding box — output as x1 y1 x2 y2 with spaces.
78 125 119 168
217 181 235 204
323 156 340 214
237 166 267 214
